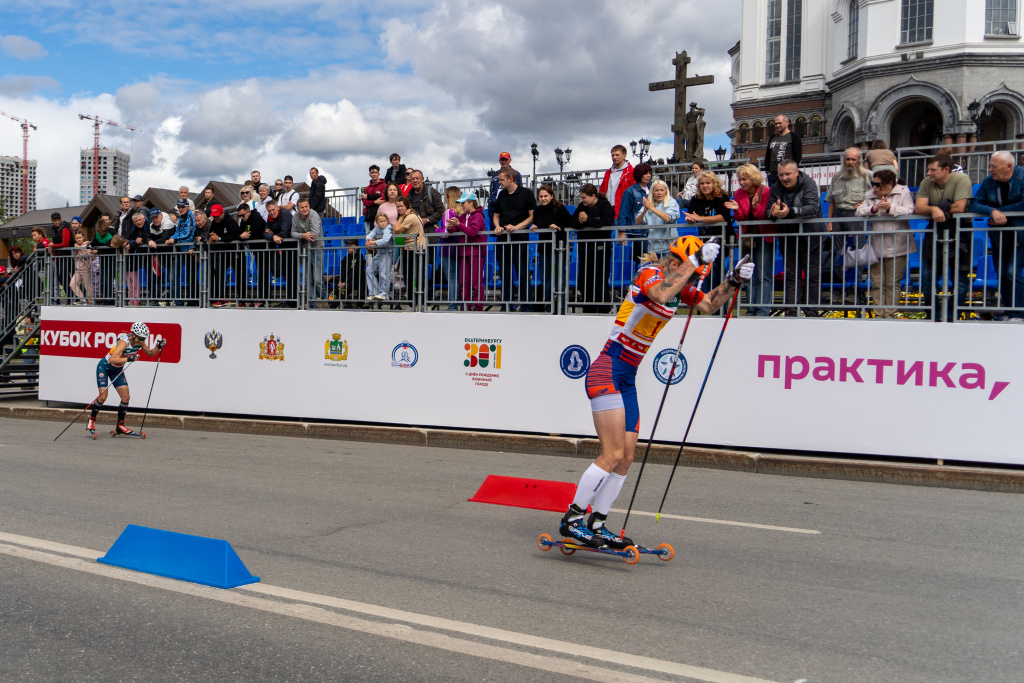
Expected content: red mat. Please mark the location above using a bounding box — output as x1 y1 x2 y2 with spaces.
468 475 576 512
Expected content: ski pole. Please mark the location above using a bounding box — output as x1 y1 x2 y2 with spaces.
618 242 718 540
654 275 745 520
137 348 163 436
53 360 135 442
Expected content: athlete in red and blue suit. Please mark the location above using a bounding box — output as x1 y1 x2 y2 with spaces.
560 236 755 548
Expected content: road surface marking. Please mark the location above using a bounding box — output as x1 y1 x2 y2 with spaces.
0 534 778 683
609 509 820 535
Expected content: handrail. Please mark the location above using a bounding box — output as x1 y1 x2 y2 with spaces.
0 319 40 369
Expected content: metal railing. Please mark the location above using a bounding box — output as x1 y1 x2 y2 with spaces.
32 213 1024 322
896 138 1024 187
1 250 42 345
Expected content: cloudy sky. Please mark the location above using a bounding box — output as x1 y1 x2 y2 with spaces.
0 0 739 209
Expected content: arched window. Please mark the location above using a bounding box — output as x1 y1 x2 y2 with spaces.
794 116 808 137
848 0 859 59
766 119 777 138
738 123 750 145
901 0 933 44
809 115 823 137
752 121 764 144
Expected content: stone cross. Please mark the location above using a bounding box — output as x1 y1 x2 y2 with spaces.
649 51 715 162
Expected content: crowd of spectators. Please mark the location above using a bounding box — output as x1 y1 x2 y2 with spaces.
5 136 1024 320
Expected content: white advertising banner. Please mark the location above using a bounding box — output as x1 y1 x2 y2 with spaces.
39 307 1021 465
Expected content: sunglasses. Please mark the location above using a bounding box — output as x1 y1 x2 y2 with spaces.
241 191 251 195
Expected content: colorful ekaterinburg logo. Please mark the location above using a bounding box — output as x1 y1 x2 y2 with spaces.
464 339 501 369
392 340 418 368
560 344 590 379
204 329 223 359
652 348 686 385
325 334 348 361
259 334 285 361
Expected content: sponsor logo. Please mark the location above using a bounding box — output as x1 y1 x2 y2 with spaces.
325 334 349 367
559 344 590 379
465 337 502 387
391 340 418 368
204 330 223 359
653 348 687 385
259 334 285 361
39 321 181 363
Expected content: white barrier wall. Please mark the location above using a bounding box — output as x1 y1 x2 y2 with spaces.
38 307 1021 465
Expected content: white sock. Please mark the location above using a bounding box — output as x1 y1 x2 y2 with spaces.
570 463 610 514
592 472 626 517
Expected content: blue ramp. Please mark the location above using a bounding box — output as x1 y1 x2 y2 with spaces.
97 524 260 589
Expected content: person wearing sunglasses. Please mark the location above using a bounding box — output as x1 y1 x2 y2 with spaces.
239 185 258 212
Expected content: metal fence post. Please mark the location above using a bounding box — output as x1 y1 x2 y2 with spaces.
199 245 209 308
939 223 951 322
298 243 308 309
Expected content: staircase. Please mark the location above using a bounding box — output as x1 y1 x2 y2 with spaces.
0 252 42 398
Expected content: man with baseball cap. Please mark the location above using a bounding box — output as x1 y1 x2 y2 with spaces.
488 152 522 210
205 204 241 305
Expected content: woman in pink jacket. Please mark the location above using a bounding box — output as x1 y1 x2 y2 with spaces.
725 164 774 315
449 191 487 311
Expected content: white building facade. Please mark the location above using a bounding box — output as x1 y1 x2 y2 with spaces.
730 0 1024 159
0 155 37 216
80 148 130 204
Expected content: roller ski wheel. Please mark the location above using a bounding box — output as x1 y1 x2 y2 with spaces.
623 546 640 565
655 543 675 562
558 538 576 556
537 533 553 551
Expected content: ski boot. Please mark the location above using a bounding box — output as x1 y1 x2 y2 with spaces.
87 416 97 440
110 422 145 439
587 512 632 550
559 504 602 548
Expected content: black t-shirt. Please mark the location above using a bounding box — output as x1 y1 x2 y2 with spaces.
766 133 793 173
687 196 734 237
998 181 1012 205
493 185 537 241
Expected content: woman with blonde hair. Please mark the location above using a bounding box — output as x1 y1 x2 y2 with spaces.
437 186 464 309
684 170 735 290
725 164 774 315
634 179 679 258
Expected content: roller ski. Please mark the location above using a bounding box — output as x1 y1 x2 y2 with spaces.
537 534 673 564
86 416 97 440
110 423 146 439
542 505 674 564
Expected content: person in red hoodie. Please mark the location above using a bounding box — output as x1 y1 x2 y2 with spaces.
598 145 635 217
48 212 74 303
361 165 388 232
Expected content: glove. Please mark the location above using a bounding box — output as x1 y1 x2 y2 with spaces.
157 339 167 349
688 238 720 268
125 353 139 363
727 255 755 288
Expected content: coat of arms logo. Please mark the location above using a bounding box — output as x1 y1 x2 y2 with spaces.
204 329 223 359
325 333 348 361
259 334 285 361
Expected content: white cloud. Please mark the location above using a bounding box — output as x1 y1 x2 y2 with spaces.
1 0 741 206
0 35 47 59
0 75 60 96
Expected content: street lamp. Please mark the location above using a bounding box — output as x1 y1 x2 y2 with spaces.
630 138 652 164
554 147 572 174
714 145 727 162
531 142 539 189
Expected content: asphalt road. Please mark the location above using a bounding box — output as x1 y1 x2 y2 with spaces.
1 417 1022 682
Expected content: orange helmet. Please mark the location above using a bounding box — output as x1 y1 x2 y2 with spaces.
669 235 709 277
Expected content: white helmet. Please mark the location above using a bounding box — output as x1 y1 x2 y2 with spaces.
131 322 150 339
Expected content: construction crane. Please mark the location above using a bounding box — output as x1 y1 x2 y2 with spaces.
78 114 139 199
0 110 38 216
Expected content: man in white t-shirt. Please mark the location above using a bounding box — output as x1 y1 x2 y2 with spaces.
279 175 299 212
